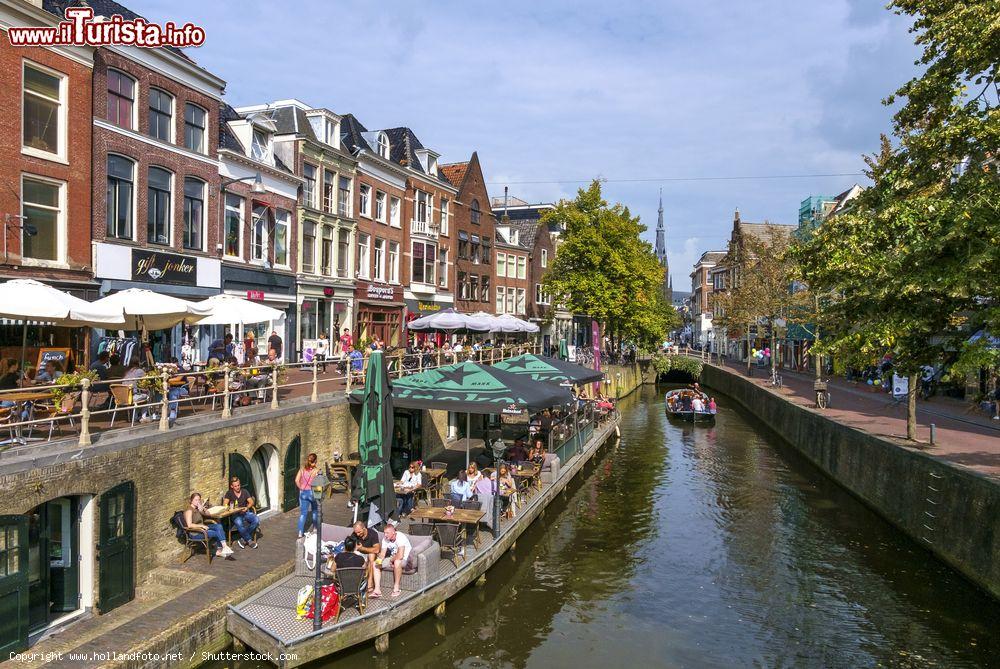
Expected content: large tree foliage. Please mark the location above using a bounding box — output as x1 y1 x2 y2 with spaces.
791 0 1000 439
541 181 678 349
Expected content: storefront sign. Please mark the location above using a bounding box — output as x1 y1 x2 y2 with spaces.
366 284 395 301
247 290 265 301
418 302 441 313
131 249 196 286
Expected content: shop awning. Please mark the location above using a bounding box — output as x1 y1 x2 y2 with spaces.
349 360 573 414
493 354 604 384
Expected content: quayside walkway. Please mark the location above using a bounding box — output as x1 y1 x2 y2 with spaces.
20 442 498 669
709 358 1000 478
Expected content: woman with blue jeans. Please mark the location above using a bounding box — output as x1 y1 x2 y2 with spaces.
184 492 234 559
295 452 320 537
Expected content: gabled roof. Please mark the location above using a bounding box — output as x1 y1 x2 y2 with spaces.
43 0 194 62
439 162 469 188
382 127 454 186
340 113 371 154
740 222 795 242
507 221 540 250
267 105 317 141
697 251 727 265
218 103 245 153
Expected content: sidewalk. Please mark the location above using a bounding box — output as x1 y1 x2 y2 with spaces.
712 358 1000 479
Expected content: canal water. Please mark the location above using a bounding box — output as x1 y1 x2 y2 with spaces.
237 385 1000 668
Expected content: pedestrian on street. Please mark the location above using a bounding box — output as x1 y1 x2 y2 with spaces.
267 330 283 361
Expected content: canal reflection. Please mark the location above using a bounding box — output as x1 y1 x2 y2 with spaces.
237 385 1000 669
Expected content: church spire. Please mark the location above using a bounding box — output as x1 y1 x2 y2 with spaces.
654 189 672 303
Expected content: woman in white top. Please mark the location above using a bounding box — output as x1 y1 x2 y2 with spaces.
466 462 483 488
315 333 330 372
397 462 422 516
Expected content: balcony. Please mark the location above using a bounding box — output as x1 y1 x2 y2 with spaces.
411 219 439 238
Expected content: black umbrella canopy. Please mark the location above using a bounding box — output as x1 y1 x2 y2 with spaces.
493 354 604 385
351 360 573 415
351 350 396 523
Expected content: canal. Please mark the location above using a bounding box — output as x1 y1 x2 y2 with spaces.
234 385 1000 668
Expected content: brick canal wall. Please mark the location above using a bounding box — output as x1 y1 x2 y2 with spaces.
0 395 361 591
701 363 1000 601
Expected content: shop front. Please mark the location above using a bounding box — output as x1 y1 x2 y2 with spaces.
404 295 454 348
93 243 221 364
297 282 353 359
355 283 404 347
221 265 297 362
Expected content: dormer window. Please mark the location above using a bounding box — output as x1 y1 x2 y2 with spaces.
326 120 339 148
377 132 389 159
427 156 438 176
250 128 270 161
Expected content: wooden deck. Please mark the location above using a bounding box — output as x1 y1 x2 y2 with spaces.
226 416 622 666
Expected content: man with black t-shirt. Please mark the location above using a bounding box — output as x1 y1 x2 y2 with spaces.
223 477 259 549
267 330 283 361
351 521 381 593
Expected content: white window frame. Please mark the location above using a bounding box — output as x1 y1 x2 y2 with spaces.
506 287 516 315
541 248 548 268
390 196 401 228
223 192 244 260
517 288 526 315
22 59 68 162
437 247 448 288
497 252 506 278
359 183 372 218
182 177 206 252
357 232 371 279
410 240 436 285
496 286 504 314
375 190 387 223
303 163 318 209
106 153 136 241
440 198 449 235
388 241 400 283
517 255 527 280
251 204 270 264
274 208 291 268
373 237 386 282
338 176 352 217
250 128 271 162
147 166 173 246
302 220 317 274
20 174 66 266
377 132 389 159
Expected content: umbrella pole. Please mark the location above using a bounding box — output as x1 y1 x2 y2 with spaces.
466 412 470 469
19 322 27 384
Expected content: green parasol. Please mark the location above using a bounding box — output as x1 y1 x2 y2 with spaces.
559 338 569 361
351 350 397 524
493 354 604 385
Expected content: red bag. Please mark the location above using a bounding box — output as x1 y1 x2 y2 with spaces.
305 584 340 622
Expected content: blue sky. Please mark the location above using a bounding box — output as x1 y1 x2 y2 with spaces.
140 0 921 289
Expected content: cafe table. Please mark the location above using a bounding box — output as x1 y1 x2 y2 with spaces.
0 389 54 446
408 506 485 525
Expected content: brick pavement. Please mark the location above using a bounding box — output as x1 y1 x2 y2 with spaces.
710 358 1000 479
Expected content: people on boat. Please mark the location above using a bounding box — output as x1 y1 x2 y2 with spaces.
373 523 411 598
224 476 259 549
708 397 718 413
184 492 234 559
691 395 706 412
351 521 382 594
448 470 473 504
294 453 320 538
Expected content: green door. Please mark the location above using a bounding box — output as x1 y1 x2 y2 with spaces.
229 453 254 506
0 516 29 655
282 437 302 512
98 482 134 614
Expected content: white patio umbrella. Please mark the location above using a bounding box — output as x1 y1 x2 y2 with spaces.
195 294 284 325
90 288 211 331
0 279 125 376
407 308 490 333
466 311 502 331
492 314 538 333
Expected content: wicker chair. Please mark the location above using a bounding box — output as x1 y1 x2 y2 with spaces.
334 566 368 619
326 464 351 495
172 511 215 564
108 384 138 427
430 498 450 508
407 521 436 537
430 461 448 472
434 521 466 567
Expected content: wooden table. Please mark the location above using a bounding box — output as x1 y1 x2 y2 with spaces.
512 464 542 492
0 390 55 446
409 506 485 524
419 467 446 498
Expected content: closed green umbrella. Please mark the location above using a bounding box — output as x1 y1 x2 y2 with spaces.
352 350 397 525
559 338 569 361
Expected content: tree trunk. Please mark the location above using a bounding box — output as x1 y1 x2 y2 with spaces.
746 326 751 376
907 372 918 441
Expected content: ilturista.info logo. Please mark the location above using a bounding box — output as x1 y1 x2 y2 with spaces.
7 6 205 48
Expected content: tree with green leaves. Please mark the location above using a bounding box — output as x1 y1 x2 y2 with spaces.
541 181 679 350
791 0 1000 440
712 224 801 378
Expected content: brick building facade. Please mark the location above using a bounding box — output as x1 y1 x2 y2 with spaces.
441 152 496 314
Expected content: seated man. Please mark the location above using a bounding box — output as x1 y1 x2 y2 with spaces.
325 535 368 583
396 462 422 517
350 521 381 595
223 476 259 548
373 523 411 598
505 438 529 463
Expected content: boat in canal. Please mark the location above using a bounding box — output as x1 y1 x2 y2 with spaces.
664 388 716 423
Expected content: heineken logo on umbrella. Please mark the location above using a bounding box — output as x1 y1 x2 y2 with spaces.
501 403 525 416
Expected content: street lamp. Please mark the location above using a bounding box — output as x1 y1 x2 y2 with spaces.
490 438 506 539
310 471 330 631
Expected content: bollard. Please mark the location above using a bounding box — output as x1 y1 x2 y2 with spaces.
222 363 232 418
345 361 352 396
311 359 319 403
271 365 280 409
929 423 936 445
159 371 170 431
78 378 92 446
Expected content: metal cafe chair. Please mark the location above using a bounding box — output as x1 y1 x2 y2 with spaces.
334 567 368 620
434 521 466 567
